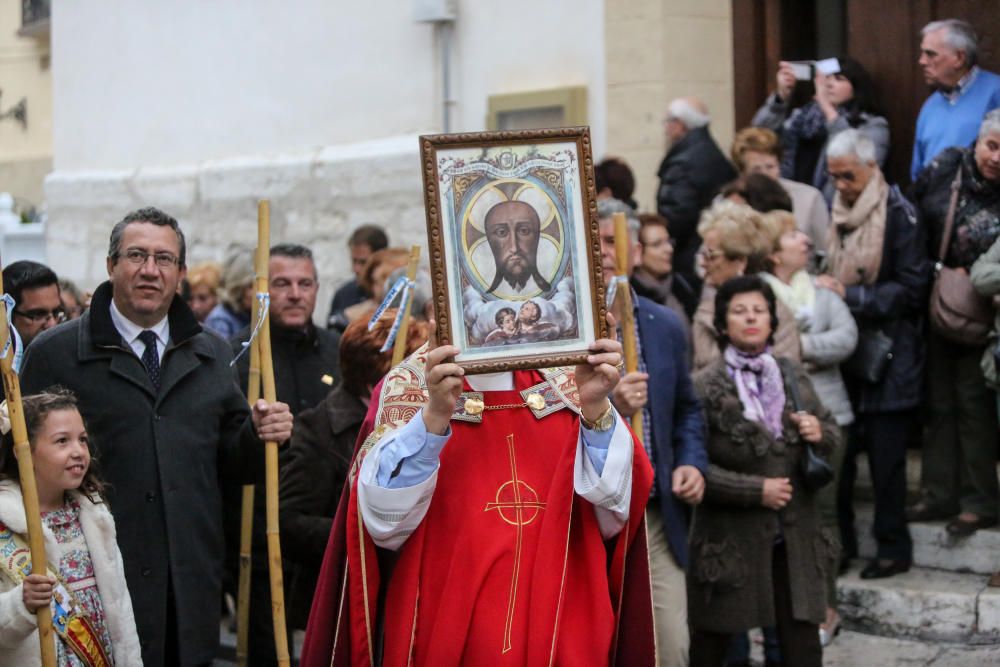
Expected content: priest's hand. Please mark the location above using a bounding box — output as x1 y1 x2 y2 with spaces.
424 319 464 436
252 400 293 444
576 338 623 423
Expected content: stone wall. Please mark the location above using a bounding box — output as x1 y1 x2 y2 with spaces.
44 135 429 321
604 0 734 212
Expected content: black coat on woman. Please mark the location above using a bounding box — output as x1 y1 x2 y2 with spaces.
688 358 841 634
839 186 931 414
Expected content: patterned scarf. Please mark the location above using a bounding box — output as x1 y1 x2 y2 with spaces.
724 345 786 440
826 168 888 286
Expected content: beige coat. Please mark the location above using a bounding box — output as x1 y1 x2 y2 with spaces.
0 480 142 666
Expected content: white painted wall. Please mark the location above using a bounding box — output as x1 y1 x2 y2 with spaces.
51 0 605 171
46 0 607 316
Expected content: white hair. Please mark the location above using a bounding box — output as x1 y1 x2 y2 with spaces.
922 19 979 67
596 198 640 243
980 109 1000 139
668 98 710 130
826 129 877 165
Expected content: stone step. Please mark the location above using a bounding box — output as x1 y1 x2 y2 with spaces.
837 564 1000 643
854 503 1000 575
822 629 1000 666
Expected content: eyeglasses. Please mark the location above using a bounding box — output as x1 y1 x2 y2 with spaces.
117 248 180 268
698 248 723 261
14 308 67 324
827 170 857 183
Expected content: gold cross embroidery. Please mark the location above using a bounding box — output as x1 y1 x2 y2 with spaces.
484 434 547 654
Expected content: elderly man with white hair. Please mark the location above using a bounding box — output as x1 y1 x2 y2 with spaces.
656 97 737 289
816 129 930 580
912 18 1000 180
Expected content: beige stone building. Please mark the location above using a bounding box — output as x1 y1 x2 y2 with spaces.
0 0 51 214
605 0 733 210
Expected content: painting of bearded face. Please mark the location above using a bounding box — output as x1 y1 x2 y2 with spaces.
421 129 606 373
484 200 552 294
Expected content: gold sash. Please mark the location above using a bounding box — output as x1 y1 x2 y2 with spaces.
0 522 112 667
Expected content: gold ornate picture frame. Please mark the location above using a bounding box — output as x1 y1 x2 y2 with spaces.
419 127 607 374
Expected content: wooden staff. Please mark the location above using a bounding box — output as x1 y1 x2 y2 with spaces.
0 264 56 667
612 212 643 442
256 200 291 667
235 248 264 667
391 245 421 366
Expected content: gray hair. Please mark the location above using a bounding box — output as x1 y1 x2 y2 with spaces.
108 207 186 267
385 266 432 321
667 98 710 130
270 243 317 279
826 129 877 165
220 248 255 311
922 19 979 67
596 198 640 243
980 109 1000 139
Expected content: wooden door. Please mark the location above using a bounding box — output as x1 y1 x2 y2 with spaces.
732 0 1000 186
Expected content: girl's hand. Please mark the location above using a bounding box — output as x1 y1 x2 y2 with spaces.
22 574 55 613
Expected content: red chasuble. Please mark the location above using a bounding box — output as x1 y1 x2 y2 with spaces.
301 351 656 667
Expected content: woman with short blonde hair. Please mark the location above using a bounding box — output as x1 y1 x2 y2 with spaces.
692 201 801 370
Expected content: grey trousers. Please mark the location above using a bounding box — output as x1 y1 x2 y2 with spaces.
922 333 999 519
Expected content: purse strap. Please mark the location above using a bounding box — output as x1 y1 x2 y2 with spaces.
778 357 804 412
937 167 964 262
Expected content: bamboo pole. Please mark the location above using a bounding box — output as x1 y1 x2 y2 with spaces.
612 212 643 442
235 250 264 667
255 200 291 667
391 245 421 367
0 263 57 667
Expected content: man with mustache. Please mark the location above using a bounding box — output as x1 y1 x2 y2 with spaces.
484 199 552 296
20 207 294 666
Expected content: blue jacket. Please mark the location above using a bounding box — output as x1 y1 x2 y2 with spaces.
635 296 708 568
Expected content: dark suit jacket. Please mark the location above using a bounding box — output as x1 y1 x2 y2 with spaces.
656 126 737 285
636 296 708 568
20 281 258 667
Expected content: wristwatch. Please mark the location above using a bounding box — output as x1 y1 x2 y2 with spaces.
581 401 616 432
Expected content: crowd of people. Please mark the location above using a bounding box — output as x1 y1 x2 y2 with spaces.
0 15 998 667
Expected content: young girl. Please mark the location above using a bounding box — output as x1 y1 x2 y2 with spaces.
0 388 141 665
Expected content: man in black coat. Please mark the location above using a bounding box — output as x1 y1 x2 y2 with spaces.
228 242 341 666
20 207 293 667
656 97 738 289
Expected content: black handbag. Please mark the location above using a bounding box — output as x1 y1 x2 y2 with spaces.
843 327 894 385
781 359 834 492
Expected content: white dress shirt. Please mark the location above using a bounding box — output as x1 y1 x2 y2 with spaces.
109 300 169 362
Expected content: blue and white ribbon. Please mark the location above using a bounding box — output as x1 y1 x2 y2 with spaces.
605 275 629 311
0 294 23 374
368 276 415 353
230 292 271 367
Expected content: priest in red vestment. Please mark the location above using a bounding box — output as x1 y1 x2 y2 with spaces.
300 327 656 667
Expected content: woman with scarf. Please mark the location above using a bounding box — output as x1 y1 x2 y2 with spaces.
688 275 839 667
908 110 1000 537
753 56 888 204
817 130 930 579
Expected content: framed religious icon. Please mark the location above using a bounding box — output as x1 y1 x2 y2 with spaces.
420 126 607 374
